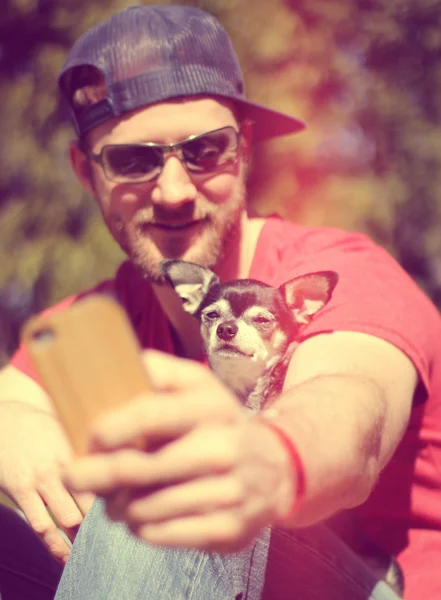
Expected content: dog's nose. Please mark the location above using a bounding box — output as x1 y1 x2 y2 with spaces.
217 321 238 341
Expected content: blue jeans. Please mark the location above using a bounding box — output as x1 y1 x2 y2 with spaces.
54 500 400 600
0 501 401 599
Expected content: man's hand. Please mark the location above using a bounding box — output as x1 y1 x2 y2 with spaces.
64 351 295 553
0 400 95 563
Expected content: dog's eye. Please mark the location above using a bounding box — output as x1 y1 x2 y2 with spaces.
253 315 272 324
205 311 220 320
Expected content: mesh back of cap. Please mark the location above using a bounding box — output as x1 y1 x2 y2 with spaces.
59 4 305 140
61 6 243 123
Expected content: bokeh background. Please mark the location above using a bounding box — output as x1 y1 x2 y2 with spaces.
1 0 441 366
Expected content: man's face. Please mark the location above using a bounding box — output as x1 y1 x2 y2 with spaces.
74 98 248 282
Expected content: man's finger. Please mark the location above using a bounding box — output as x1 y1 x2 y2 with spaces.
71 491 96 517
67 426 239 494
119 474 244 524
131 511 252 553
142 350 212 390
88 391 241 451
38 477 86 543
16 492 72 564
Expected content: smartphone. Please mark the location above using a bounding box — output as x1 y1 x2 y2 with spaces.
21 294 152 455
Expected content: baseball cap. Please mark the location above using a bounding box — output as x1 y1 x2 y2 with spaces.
58 4 305 142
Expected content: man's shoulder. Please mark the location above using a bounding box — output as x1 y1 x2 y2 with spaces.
40 276 119 316
33 260 146 318
263 215 374 244
259 215 374 252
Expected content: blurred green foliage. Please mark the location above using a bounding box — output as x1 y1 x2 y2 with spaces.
1 0 441 365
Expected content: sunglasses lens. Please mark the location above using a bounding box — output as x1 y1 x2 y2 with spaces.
182 128 238 173
97 127 240 183
103 145 163 182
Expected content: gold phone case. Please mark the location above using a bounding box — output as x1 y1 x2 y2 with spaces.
21 295 152 455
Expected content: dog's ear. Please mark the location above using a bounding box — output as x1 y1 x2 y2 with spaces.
159 260 220 315
279 271 338 324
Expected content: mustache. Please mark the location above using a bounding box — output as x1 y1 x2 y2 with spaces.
133 203 213 226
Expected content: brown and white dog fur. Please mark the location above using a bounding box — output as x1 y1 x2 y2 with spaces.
160 259 337 411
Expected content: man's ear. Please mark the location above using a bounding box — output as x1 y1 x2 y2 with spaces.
279 271 339 324
159 260 220 316
69 140 94 195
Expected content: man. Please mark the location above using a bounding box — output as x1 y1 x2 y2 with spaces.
0 5 440 599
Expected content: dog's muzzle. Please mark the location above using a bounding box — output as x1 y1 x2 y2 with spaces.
216 320 238 341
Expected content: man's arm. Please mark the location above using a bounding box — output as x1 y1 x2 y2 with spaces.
59 334 417 553
270 330 416 527
0 365 94 562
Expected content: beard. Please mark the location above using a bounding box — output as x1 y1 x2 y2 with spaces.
105 174 247 283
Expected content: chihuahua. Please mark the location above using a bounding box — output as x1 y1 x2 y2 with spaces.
160 259 404 596
159 259 338 411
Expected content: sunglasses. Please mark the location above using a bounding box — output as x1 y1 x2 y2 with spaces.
84 126 241 184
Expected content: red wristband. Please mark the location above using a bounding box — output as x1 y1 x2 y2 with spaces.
258 416 306 519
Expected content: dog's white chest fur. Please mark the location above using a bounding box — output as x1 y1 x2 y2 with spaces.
209 352 267 398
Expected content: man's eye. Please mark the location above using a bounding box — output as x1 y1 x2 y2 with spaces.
205 311 220 320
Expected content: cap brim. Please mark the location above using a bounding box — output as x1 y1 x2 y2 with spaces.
233 97 305 142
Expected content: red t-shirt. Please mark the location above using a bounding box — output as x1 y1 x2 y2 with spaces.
10 217 441 599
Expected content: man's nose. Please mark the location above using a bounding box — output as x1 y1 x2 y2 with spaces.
151 156 197 207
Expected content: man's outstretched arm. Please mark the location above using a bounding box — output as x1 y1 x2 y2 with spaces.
62 332 417 553
271 330 416 527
